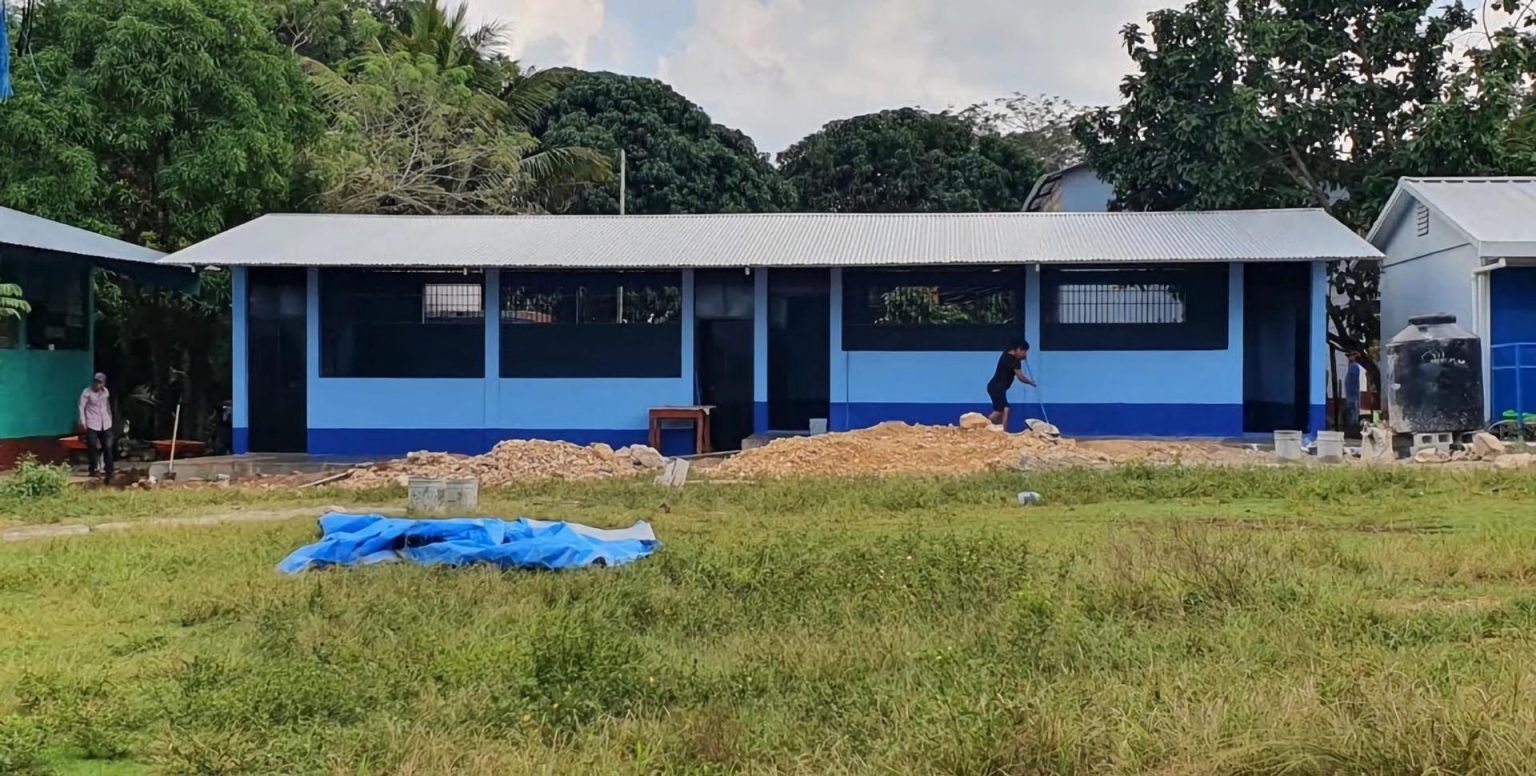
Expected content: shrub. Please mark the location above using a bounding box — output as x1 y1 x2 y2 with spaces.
0 715 48 775
0 455 72 499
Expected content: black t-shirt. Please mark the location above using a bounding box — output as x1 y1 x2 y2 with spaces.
990 351 1019 388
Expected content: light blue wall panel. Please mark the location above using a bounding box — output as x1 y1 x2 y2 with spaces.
231 266 249 430
1310 261 1329 426
494 379 692 430
311 378 487 429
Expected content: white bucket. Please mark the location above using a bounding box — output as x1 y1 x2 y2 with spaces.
442 478 480 511
1273 431 1304 462
1315 431 1345 463
407 477 446 514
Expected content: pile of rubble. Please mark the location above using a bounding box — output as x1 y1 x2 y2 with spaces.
342 439 666 488
710 415 1257 480
1406 431 1535 468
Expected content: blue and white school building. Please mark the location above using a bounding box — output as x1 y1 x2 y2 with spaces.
162 211 1382 457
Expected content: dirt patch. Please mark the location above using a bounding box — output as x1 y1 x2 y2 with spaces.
709 422 1262 479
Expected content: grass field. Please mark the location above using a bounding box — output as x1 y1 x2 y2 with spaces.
4 466 1536 774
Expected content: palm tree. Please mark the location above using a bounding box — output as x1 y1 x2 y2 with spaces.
0 283 28 319
387 0 506 72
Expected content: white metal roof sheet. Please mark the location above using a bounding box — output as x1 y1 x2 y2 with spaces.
0 206 165 263
1367 177 1536 257
161 210 1380 269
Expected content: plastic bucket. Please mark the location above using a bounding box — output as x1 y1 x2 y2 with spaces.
407 477 446 514
1273 431 1304 462
442 478 479 511
1315 431 1345 463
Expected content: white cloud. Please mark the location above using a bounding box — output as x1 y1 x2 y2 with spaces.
658 0 1166 153
464 0 608 68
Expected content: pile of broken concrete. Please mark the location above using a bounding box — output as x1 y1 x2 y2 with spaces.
343 439 667 488
1410 432 1534 468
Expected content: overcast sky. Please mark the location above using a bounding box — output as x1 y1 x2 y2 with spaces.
465 0 1169 153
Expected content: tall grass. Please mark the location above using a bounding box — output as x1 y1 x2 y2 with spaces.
2 467 1536 772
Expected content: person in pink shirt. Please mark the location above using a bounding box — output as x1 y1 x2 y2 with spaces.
78 372 114 483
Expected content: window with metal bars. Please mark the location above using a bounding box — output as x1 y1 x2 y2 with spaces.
500 270 682 377
842 266 1024 351
1040 264 1228 351
320 269 485 378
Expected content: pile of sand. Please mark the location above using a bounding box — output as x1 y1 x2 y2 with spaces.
709 421 1258 479
343 439 664 488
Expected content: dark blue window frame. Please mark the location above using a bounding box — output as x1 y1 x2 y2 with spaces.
1040 263 1229 351
319 268 486 378
842 266 1025 351
500 270 683 378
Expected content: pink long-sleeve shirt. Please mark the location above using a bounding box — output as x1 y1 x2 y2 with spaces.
79 387 113 432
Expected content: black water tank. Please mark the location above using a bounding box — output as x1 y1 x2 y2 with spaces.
1385 314 1484 434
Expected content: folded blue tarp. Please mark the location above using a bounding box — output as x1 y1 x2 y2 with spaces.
277 513 659 574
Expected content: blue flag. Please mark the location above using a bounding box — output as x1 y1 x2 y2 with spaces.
1 2 13 101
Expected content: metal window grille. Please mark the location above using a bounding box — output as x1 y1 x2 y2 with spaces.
1055 282 1186 325
422 283 484 323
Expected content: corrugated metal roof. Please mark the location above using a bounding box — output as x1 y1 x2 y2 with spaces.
161 210 1381 269
1367 178 1536 257
0 207 165 263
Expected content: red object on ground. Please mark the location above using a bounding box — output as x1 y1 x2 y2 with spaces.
0 436 70 469
152 440 206 458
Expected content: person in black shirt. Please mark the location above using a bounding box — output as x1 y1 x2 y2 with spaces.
987 339 1035 430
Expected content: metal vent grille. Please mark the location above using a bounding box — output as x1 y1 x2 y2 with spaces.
1416 204 1431 237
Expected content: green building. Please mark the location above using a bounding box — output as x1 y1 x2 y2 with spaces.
0 207 174 468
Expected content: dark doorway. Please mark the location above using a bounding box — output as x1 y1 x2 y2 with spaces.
247 268 308 452
1243 263 1311 433
694 270 755 451
768 269 830 431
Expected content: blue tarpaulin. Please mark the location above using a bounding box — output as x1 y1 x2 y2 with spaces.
277 513 660 574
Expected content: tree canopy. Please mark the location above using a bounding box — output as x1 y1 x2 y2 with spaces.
1073 0 1536 370
778 108 1044 213
533 71 794 214
0 0 320 249
307 52 607 215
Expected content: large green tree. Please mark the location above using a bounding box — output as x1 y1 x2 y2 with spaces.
1075 0 1534 374
960 94 1091 172
534 71 795 214
307 51 608 215
779 108 1044 213
0 0 321 249
261 0 385 65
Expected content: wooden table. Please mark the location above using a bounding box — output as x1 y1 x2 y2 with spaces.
648 406 715 455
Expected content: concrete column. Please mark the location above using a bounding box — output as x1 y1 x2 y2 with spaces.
1310 260 1329 432
231 266 249 453
681 269 696 404
482 269 501 451
305 267 320 452
829 268 847 430
753 267 769 433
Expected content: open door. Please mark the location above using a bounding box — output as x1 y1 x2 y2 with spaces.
1243 263 1310 433
694 270 755 451
767 269 830 431
247 268 308 452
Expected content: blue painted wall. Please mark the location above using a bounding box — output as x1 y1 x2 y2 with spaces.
832 261 1271 437
1491 267 1536 421
276 268 697 456
235 260 1331 454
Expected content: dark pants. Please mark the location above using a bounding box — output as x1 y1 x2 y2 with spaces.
86 428 115 479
